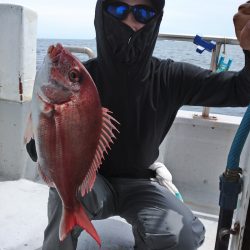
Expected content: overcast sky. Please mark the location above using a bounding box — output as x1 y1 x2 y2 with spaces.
0 0 245 39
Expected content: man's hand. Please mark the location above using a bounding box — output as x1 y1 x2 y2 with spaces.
234 1 250 50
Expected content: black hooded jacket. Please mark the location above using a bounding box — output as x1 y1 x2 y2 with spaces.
27 0 250 179
81 0 250 178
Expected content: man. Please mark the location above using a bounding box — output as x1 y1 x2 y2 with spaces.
27 0 250 249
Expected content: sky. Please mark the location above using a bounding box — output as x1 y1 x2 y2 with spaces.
0 0 245 39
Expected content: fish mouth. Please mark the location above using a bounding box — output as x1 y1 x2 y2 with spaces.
48 43 64 63
39 80 73 105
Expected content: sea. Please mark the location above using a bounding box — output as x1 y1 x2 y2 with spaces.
37 38 247 117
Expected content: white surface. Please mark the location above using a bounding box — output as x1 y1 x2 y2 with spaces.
0 179 48 250
200 218 218 250
0 100 34 180
0 179 220 250
0 4 37 102
158 110 241 215
0 3 37 180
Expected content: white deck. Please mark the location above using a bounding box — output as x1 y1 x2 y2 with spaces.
0 179 218 250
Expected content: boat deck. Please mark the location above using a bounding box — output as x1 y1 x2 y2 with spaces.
0 179 219 250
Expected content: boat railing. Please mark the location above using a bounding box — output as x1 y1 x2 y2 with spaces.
158 33 239 45
64 46 95 59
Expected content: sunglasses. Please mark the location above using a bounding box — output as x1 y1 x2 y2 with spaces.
105 1 157 24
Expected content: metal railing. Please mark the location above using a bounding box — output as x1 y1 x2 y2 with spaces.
158 34 240 119
158 33 239 45
65 46 95 59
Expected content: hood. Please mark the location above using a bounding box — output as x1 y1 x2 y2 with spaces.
94 0 164 79
152 0 165 11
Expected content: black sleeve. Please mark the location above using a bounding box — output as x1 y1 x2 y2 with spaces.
166 50 250 108
26 138 38 162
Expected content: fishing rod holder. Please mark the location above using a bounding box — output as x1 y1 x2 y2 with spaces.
215 171 242 249
219 169 242 210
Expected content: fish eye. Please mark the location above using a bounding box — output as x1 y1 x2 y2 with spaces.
68 69 80 82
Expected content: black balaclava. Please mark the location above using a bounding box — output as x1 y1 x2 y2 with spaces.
94 0 165 81
93 0 166 178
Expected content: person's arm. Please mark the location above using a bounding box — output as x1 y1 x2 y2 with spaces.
165 54 250 108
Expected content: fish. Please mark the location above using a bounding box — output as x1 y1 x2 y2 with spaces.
24 43 118 246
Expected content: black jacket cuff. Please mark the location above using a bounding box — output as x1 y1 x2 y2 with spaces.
26 138 38 162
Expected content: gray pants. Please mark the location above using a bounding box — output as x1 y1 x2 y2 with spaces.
42 175 205 250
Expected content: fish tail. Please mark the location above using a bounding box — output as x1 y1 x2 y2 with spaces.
59 204 101 246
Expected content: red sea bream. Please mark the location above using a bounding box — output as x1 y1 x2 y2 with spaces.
25 43 118 246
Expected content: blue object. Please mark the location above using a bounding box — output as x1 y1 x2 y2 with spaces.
193 35 216 54
175 192 184 202
219 174 242 210
216 56 233 72
227 105 250 170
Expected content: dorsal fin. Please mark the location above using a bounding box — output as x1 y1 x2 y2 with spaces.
80 108 119 196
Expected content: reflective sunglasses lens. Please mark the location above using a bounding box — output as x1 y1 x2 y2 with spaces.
133 6 156 23
106 4 128 19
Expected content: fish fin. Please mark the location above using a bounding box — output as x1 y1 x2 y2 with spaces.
38 164 54 188
24 112 34 144
60 204 101 246
81 108 119 196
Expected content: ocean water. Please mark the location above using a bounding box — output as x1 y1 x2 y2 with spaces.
37 38 247 117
